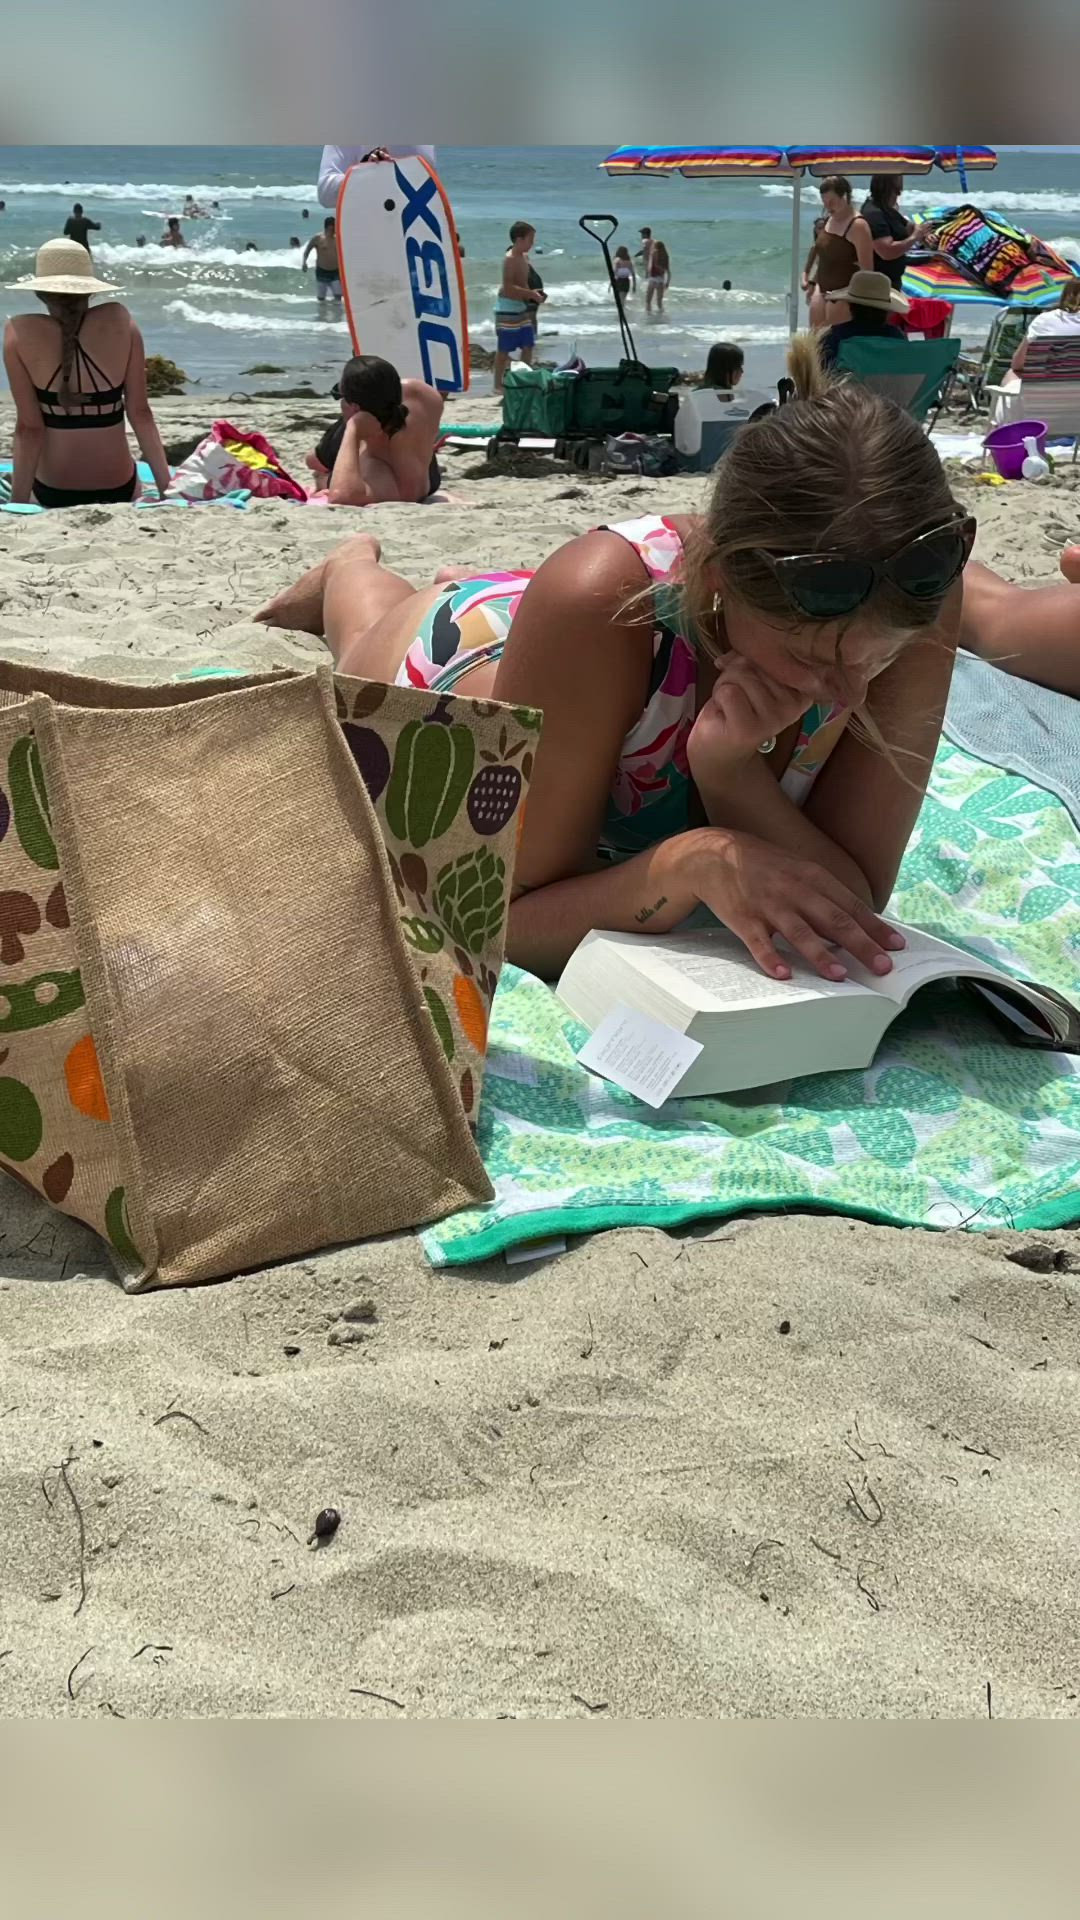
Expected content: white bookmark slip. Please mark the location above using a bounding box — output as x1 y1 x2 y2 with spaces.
577 1004 704 1110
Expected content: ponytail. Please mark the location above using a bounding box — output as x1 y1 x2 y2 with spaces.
786 330 830 402
38 294 90 409
383 400 409 437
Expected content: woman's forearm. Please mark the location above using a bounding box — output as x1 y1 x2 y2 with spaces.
11 426 44 503
872 235 916 259
508 833 704 977
127 409 170 497
694 753 873 903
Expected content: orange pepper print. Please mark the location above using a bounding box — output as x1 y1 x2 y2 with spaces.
453 973 488 1053
64 1033 111 1123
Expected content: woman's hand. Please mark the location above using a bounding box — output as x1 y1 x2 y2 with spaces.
676 827 904 982
687 655 810 792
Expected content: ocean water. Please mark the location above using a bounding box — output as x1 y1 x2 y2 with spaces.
2 145 1080 396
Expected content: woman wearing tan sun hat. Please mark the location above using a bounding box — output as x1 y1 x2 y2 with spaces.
819 267 910 369
3 237 169 507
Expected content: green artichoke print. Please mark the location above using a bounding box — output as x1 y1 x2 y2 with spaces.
434 849 506 956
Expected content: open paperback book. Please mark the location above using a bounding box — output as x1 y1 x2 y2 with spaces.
557 921 1080 1099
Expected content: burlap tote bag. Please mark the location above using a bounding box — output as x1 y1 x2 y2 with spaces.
0 664 499 1290
333 675 541 1125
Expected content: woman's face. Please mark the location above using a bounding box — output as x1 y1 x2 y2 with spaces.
820 188 850 219
719 590 915 711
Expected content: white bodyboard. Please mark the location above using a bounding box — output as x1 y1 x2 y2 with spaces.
337 156 469 392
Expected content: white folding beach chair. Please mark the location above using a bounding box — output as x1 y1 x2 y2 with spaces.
987 336 1080 455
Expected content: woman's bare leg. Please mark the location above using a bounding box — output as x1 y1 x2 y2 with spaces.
255 553 336 633
255 531 418 650
322 538 443 679
961 557 1080 696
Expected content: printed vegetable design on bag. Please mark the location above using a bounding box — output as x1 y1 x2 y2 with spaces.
0 969 84 1032
433 848 506 955
341 683 393 805
467 724 535 836
0 731 135 1268
8 737 58 870
0 880 68 967
0 1073 43 1160
105 1186 141 1265
385 697 476 850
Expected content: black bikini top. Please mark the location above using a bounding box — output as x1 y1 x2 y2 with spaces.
34 319 125 430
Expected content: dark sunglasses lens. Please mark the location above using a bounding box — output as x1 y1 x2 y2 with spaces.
888 530 967 599
785 559 874 620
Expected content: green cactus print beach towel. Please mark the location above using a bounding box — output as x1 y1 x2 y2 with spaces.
422 741 1080 1266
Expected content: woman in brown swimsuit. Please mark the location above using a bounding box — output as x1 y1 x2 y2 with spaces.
808 175 874 330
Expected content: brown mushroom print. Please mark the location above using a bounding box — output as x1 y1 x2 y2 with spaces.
45 882 68 929
0 893 41 966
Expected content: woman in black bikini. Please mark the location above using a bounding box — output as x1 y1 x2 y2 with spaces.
3 239 170 508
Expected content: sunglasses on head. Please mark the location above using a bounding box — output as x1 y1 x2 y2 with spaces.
755 514 977 622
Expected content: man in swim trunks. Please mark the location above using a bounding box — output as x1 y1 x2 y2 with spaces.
305 353 445 505
302 217 342 303
494 221 543 392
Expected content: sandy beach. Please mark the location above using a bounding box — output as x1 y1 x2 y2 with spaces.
2 390 1080 1718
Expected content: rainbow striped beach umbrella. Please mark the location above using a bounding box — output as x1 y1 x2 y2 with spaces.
600 145 998 330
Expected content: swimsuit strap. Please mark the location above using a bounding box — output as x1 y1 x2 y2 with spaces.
426 638 507 692
39 313 124 413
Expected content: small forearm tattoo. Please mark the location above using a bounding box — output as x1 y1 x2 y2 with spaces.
634 896 668 925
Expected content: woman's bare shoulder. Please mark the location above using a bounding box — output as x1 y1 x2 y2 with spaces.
531 525 653 606
87 301 133 335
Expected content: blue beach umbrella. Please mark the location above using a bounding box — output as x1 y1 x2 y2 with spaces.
600 145 998 332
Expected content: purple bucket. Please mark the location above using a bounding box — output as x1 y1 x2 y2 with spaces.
984 418 1049 479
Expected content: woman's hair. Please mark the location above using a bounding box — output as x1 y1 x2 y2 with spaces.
339 353 408 435
36 293 90 410
704 341 745 388
1059 278 1080 314
680 333 957 651
615 245 630 260
848 302 895 334
867 174 902 209
650 241 670 274
819 174 853 202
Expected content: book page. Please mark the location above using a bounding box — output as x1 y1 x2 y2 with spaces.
843 924 971 999
847 924 1072 1038
626 928 871 1013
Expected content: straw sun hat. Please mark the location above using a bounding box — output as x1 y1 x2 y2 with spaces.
826 268 909 314
7 237 122 297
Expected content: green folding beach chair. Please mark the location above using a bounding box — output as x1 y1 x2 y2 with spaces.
954 306 1032 414
834 336 962 428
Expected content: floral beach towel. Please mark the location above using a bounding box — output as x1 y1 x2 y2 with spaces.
422 741 1080 1266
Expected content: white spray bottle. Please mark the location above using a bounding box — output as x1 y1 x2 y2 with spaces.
1022 435 1051 482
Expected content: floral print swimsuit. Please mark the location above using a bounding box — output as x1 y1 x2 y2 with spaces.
395 515 850 860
